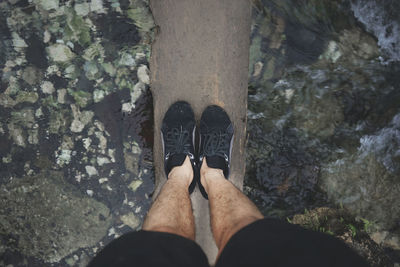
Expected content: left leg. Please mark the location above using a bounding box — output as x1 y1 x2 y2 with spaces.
142 156 195 240
88 101 207 267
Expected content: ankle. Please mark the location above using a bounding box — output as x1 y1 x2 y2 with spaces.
200 160 225 194
168 156 193 187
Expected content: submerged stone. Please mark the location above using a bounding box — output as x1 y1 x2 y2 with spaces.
36 0 59 11
0 171 112 263
7 123 26 147
65 9 92 47
120 212 140 230
22 66 43 85
126 5 155 33
41 81 55 94
128 179 142 192
291 207 393 266
93 89 105 103
320 154 400 246
137 64 149 84
85 165 98 177
70 107 94 133
11 108 35 128
90 0 105 14
74 2 90 16
15 91 39 104
47 44 76 63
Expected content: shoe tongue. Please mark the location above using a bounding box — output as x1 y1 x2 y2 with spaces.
206 155 227 174
166 153 186 175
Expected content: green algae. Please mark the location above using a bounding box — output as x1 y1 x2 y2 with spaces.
83 42 106 62
68 89 92 108
65 8 91 47
11 108 36 128
48 108 71 134
127 4 155 33
101 62 116 77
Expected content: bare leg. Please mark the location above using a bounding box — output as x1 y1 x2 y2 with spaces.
200 158 264 252
142 156 195 240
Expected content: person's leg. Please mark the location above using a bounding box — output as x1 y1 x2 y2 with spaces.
89 161 207 267
200 158 263 251
88 102 209 267
142 156 195 240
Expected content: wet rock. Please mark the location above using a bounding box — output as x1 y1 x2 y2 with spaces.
11 108 35 128
119 52 136 67
96 14 141 48
11 32 28 50
84 61 100 80
0 171 112 263
0 0 156 264
74 2 90 16
291 207 393 266
351 0 400 62
293 86 344 139
22 66 43 85
90 0 105 14
93 89 105 103
320 154 400 255
124 151 139 177
57 88 67 103
47 44 76 63
70 105 94 133
41 81 55 94
48 108 71 134
56 149 72 166
129 179 143 192
246 2 400 264
120 212 140 230
7 123 26 147
15 91 39 104
137 64 150 84
85 165 98 177
36 0 59 11
126 1 155 33
319 27 379 65
63 8 92 47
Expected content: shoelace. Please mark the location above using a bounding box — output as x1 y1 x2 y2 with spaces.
202 131 230 161
165 127 191 157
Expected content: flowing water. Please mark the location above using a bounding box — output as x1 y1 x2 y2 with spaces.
245 0 400 260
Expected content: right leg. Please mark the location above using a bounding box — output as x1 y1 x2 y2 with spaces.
200 158 263 252
201 160 368 267
197 105 263 253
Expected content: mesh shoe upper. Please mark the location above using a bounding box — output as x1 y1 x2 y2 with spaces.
198 105 233 198
161 101 196 193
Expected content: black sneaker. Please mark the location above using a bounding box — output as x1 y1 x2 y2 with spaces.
161 101 196 193
198 105 234 199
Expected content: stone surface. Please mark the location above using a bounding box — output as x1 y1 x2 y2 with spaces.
0 171 112 263
0 0 155 265
245 0 400 263
291 207 393 266
47 44 76 62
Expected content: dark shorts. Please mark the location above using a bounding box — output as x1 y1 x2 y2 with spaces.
88 218 368 267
